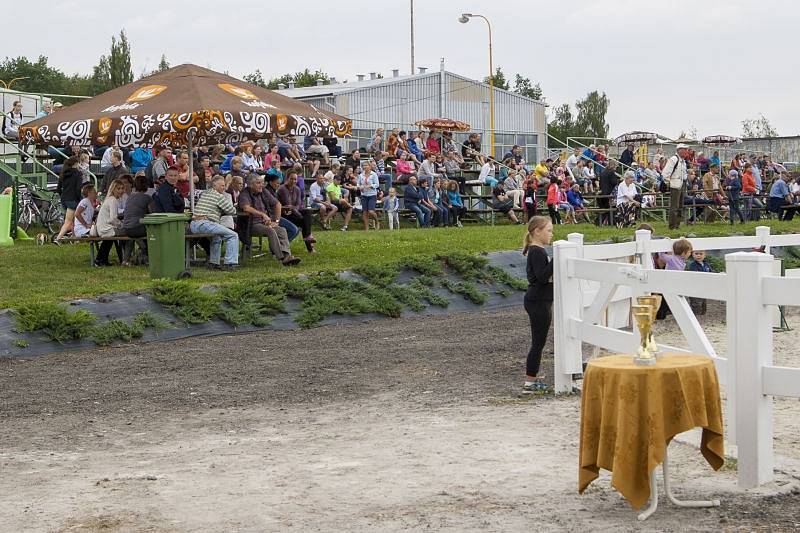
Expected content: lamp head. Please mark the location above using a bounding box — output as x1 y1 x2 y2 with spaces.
458 14 471 23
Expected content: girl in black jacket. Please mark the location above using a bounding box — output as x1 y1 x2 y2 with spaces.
522 216 554 393
54 155 84 243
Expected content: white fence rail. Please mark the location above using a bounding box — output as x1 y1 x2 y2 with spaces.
553 226 800 488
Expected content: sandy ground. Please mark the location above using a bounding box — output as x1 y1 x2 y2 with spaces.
2 306 800 532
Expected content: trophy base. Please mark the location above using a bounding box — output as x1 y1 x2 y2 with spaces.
634 356 657 366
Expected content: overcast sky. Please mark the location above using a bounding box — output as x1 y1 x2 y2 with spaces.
9 0 799 138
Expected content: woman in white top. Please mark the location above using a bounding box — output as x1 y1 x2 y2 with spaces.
92 178 125 266
615 171 640 228
582 161 595 193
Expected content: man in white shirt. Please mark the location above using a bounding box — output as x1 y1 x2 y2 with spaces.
565 147 581 178
662 144 689 229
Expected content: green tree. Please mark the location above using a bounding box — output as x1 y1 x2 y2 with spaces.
484 67 509 90
264 69 331 89
156 54 170 72
0 56 73 94
512 74 543 101
109 30 133 87
91 55 112 94
741 114 778 138
243 69 267 88
575 90 610 139
547 103 577 145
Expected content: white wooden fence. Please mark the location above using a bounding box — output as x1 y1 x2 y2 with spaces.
553 226 800 488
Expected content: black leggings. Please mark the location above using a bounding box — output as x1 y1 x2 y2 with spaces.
524 297 552 377
283 208 313 239
547 204 561 225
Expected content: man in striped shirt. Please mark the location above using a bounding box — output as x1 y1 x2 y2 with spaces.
190 175 239 270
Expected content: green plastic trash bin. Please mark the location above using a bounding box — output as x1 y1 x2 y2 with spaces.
142 213 189 279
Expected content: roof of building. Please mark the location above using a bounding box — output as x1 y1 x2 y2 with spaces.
274 70 544 105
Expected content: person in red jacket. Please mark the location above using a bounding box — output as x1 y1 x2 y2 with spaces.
740 163 763 220
546 176 562 225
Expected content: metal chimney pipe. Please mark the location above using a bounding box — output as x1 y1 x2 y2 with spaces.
392 69 399 77
418 67 427 74
278 83 286 90
288 81 295 89
369 72 377 80
357 74 365 81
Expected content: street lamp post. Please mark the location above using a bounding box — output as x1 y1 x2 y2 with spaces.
0 77 29 90
458 13 494 157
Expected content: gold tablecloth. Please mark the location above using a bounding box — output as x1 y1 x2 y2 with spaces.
578 354 724 509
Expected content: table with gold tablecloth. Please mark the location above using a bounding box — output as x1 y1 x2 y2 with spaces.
578 354 725 510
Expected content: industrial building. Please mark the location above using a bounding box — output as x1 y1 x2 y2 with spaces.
276 63 548 163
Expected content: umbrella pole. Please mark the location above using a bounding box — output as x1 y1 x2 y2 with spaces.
188 134 195 212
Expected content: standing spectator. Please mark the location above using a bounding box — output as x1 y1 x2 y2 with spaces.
357 161 380 231
238 175 300 266
521 216 554 393
446 180 465 227
545 176 561 225
687 250 712 315
403 175 430 227
384 187 401 230
620 144 635 168
651 147 666 171
53 156 84 244
597 160 620 226
309 171 337 230
656 238 693 319
663 144 689 229
100 150 130 194
741 162 763 219
726 169 745 225
278 170 317 251
3 100 23 140
523 172 538 220
191 176 239 270
92 179 125 266
153 166 185 213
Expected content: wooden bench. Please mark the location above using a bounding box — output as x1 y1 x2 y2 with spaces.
62 233 217 268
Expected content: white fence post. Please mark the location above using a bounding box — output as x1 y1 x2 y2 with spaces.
553 240 582 393
726 252 774 488
635 229 654 269
756 225 771 254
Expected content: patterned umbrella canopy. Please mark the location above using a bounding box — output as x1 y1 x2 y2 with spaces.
702 135 741 145
612 131 661 145
20 64 352 148
414 118 471 132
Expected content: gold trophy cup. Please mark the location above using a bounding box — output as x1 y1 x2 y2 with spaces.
631 304 657 366
636 295 662 355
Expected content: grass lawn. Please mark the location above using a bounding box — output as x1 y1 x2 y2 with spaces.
1 219 797 309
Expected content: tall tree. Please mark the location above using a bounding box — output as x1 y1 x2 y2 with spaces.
109 30 133 87
91 55 112 94
243 69 267 88
512 74 543 101
483 67 509 90
741 114 778 138
575 90 610 138
156 54 170 72
547 103 577 145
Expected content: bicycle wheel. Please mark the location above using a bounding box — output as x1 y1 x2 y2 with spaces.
18 204 34 231
41 202 64 233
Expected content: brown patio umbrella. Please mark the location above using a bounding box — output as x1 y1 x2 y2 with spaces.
20 64 352 209
414 118 471 132
20 63 351 148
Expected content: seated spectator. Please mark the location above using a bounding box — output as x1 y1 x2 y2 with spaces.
478 159 497 187
461 133 485 165
73 184 98 238
394 152 416 184
426 130 441 154
78 151 92 184
309 171 338 230
582 161 597 193
263 144 281 170
191 175 239 270
265 158 284 182
443 151 461 180
399 130 423 165
503 170 525 209
386 131 401 158
130 146 153 174
240 141 260 173
323 135 341 159
685 169 715 223
419 152 443 181
173 149 199 198
153 166 185 213
264 173 299 242
324 162 341 182
197 155 213 190
120 175 152 263
2 100 23 140
345 149 363 171
615 170 641 228
366 128 384 154
446 180 465 227
341 166 359 203
768 172 797 221
372 152 393 192
418 177 439 225
305 136 330 165
431 177 451 226
225 174 244 206
278 170 316 250
440 131 464 164
557 183 575 224
403 175 431 227
492 180 522 224
100 149 130 194
149 146 172 183
228 155 249 181
91 179 125 266
276 135 301 164
238 174 300 266
325 174 353 231
567 183 590 223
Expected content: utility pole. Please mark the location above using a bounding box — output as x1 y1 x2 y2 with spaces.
410 0 415 75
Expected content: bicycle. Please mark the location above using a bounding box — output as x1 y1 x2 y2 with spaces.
17 185 64 234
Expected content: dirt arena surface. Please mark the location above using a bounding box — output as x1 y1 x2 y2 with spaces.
2 306 800 532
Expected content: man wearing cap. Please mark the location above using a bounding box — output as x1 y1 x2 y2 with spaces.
662 144 689 229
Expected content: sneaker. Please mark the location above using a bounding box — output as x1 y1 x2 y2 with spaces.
340 225 348 232
207 262 221 270
521 380 548 394
456 221 463 228
282 255 301 266
220 263 237 271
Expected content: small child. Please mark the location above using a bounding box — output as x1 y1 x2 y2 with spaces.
656 238 693 319
385 187 400 230
687 250 712 315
